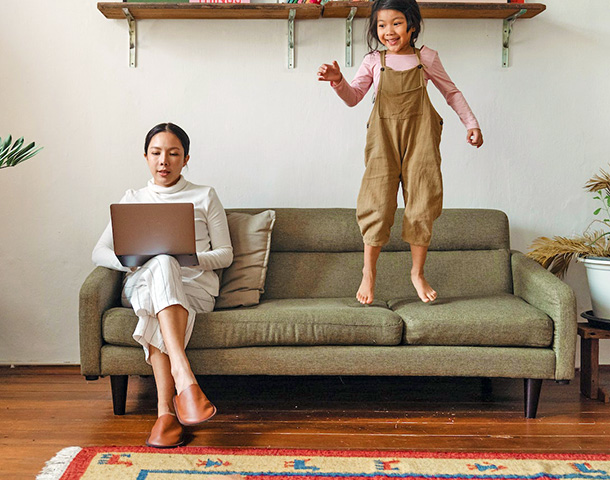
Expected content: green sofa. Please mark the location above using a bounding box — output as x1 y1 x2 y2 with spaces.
79 208 577 418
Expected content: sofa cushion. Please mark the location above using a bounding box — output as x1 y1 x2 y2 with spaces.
102 298 403 349
216 210 276 309
388 293 553 347
263 250 511 301
225 208 509 252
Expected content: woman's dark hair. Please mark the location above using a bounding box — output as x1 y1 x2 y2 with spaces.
366 0 422 53
144 123 190 156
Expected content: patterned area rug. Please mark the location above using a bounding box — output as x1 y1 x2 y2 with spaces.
37 446 610 480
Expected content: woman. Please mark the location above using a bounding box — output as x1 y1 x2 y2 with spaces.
92 123 233 448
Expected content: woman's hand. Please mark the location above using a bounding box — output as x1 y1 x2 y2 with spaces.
467 128 484 148
317 61 343 84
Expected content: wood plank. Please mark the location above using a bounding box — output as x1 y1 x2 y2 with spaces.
98 3 322 20
97 2 546 21
5 417 610 437
581 337 600 399
3 431 610 452
3 366 610 479
579 323 610 340
322 2 545 19
0 365 82 375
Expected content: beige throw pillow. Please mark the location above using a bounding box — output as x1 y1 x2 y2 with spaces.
215 210 276 309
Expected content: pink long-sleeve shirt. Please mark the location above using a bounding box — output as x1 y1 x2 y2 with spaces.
332 46 480 130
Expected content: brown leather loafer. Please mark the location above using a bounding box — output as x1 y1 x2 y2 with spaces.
173 384 217 426
146 413 185 448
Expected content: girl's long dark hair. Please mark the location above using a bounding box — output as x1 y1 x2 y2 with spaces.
144 122 190 156
366 0 423 53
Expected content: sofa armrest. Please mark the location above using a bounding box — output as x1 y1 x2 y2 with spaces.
79 266 123 376
511 251 577 380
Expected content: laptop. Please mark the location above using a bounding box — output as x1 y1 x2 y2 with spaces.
110 203 199 267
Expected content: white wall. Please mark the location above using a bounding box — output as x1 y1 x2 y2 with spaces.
1 0 609 364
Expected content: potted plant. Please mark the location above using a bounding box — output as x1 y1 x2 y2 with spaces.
528 166 610 320
0 135 43 169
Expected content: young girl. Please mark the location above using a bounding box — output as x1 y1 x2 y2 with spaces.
317 0 483 305
93 123 233 448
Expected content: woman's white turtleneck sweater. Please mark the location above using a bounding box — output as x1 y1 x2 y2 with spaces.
92 176 233 297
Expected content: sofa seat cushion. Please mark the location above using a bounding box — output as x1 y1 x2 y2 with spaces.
388 293 553 347
102 298 403 349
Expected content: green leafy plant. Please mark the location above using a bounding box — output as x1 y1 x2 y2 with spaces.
528 166 610 278
0 135 43 170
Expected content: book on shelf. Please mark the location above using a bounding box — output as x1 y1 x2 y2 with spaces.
313 1 526 2
126 0 527 2
124 0 190 2
188 0 252 3
372 0 525 2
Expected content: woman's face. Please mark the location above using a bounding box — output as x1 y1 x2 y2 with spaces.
145 131 190 187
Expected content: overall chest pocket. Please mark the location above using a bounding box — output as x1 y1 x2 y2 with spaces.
378 85 424 119
377 67 425 120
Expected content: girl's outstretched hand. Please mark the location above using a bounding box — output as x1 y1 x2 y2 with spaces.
467 128 484 148
317 61 343 84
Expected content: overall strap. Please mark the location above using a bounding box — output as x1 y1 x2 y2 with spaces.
415 47 424 68
380 49 386 68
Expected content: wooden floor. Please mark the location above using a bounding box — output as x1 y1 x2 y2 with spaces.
2 366 610 479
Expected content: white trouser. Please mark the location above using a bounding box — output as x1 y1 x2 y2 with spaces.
121 255 215 364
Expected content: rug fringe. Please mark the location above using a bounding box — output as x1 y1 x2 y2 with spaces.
36 446 82 480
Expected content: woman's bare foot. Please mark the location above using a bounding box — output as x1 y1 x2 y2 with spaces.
357 268 376 304
411 271 437 303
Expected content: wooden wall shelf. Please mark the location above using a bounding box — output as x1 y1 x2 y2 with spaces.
98 2 545 21
97 2 546 68
323 2 546 19
98 3 322 20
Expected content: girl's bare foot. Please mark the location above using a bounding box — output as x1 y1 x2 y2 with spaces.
411 271 437 303
357 268 376 304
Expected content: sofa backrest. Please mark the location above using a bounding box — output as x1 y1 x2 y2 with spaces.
227 208 512 301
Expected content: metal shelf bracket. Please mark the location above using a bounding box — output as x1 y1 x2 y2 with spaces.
288 8 296 69
123 7 136 68
502 8 526 68
345 7 357 67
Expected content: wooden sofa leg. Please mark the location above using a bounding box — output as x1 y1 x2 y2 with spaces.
524 378 543 418
110 375 128 415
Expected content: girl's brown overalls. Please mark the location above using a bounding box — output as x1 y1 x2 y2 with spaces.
356 48 444 247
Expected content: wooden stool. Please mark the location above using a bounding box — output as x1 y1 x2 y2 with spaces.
578 323 610 403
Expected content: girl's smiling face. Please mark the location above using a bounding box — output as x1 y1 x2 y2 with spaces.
145 131 190 187
376 9 415 54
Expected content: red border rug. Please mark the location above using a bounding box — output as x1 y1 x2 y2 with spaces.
37 446 610 480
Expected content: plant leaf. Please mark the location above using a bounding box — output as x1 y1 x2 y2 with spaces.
5 142 35 165
10 146 43 167
594 208 602 215
7 137 24 155
0 135 42 169
4 138 25 163
6 142 36 166
0 135 12 157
